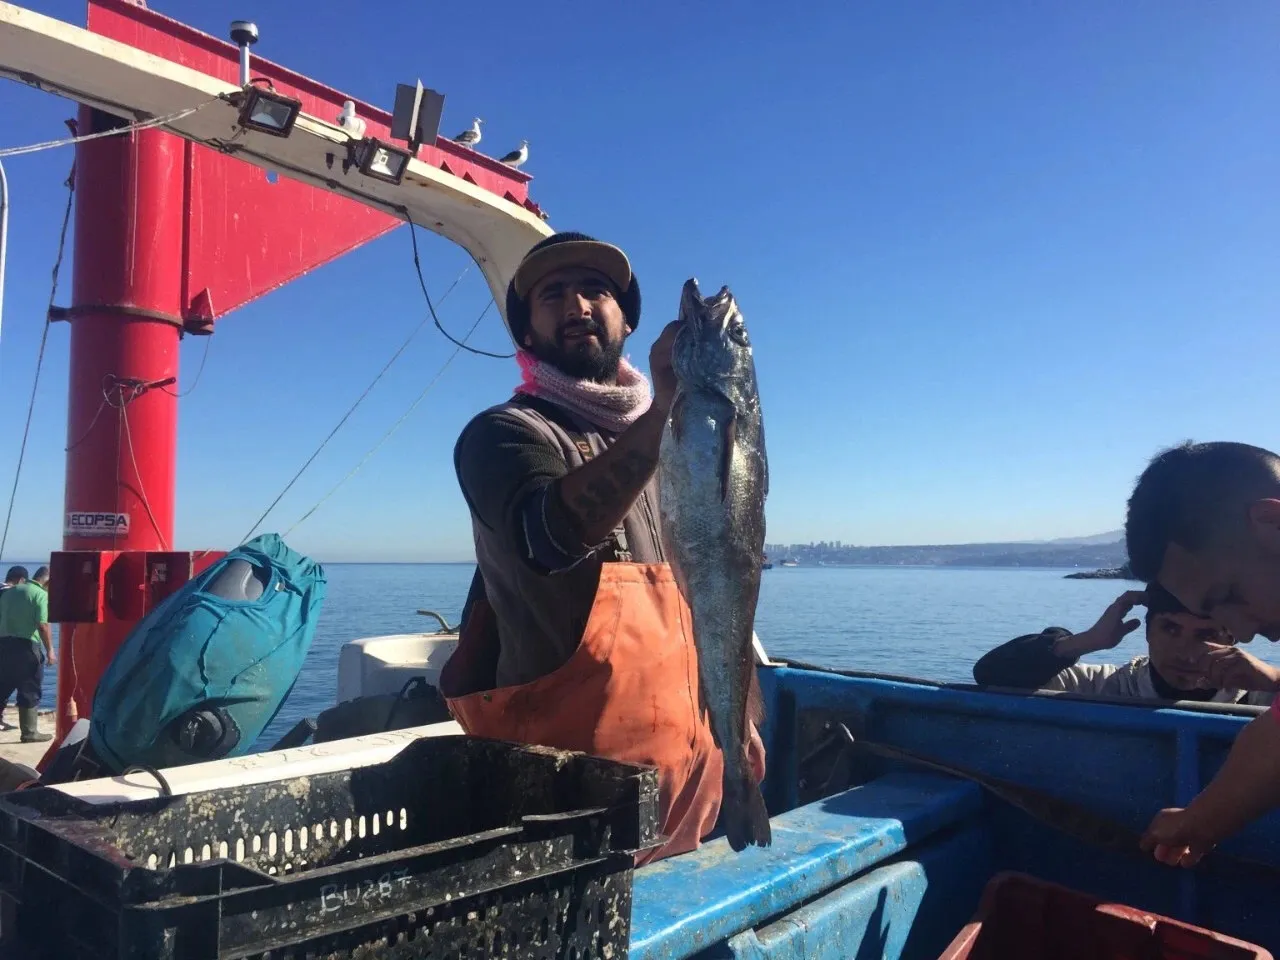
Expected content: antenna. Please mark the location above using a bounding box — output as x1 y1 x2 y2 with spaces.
229 20 259 88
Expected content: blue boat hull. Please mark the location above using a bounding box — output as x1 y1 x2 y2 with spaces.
629 664 1280 958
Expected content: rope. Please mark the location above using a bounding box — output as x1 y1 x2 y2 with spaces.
92 376 175 550
64 395 109 453
120 399 169 551
0 98 222 159
0 161 74 559
1 97 220 553
282 301 493 538
408 218 514 359
111 395 124 550
240 261 474 543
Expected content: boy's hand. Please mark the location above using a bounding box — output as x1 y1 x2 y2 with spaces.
1139 714 1280 868
1140 807 1217 867
1197 643 1280 693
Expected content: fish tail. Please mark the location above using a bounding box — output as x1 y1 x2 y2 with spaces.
723 773 772 851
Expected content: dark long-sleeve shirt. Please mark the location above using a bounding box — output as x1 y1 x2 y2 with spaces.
453 394 663 689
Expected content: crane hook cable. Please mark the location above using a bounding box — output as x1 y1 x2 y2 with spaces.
241 258 476 544
281 299 494 538
0 98 222 159
0 159 74 560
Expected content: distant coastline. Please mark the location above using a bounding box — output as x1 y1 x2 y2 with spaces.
7 531 1128 569
765 530 1127 571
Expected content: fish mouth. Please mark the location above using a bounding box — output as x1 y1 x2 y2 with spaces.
680 278 706 327
680 278 735 334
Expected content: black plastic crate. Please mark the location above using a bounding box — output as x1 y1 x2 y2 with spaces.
0 735 660 959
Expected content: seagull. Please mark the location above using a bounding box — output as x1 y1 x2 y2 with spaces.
336 100 366 138
452 118 483 149
499 140 529 169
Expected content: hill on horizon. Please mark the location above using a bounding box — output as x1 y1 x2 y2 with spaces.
1040 530 1123 546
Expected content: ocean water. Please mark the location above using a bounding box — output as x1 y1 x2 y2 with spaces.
27 563 1280 746
252 562 1280 747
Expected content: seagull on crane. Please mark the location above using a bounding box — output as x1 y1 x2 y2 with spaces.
336 100 367 139
452 118 483 149
499 140 529 169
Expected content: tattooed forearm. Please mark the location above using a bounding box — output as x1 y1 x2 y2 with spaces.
609 450 653 487
573 493 604 526
557 407 666 546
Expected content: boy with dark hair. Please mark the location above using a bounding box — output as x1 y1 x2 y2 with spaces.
1125 441 1280 866
974 584 1278 703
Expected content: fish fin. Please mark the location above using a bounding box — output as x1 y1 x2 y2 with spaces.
719 412 737 503
697 669 722 749
722 773 772 851
670 392 687 444
746 665 766 729
759 416 770 500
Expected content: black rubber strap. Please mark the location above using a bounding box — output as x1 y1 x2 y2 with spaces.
121 764 174 798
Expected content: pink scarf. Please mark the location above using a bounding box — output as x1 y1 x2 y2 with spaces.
515 350 652 433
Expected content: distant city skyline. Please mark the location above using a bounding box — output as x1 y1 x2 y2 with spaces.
766 532 1126 570
767 528 1123 552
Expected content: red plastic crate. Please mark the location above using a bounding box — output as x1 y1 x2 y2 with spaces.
939 872 1272 960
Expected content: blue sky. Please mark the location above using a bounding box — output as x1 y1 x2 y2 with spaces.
0 0 1277 562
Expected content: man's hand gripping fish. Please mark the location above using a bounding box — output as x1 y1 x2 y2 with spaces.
658 278 772 851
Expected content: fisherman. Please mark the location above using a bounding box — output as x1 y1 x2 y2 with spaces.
0 566 23 731
442 232 765 863
972 584 1278 704
0 565 54 743
1125 441 1280 867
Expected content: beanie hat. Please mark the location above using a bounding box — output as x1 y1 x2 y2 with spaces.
505 232 642 345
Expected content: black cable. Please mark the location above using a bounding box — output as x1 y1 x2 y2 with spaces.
121 764 174 797
161 335 213 398
407 218 513 359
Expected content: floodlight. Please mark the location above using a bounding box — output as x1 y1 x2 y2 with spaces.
356 138 413 184
237 86 302 138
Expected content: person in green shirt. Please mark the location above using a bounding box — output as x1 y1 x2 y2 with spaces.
0 565 54 743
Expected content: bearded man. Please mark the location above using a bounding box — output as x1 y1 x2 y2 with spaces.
441 232 764 863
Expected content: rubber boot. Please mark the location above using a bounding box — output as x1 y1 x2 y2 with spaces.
19 707 50 743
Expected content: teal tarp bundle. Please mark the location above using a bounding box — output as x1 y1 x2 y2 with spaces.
90 533 327 773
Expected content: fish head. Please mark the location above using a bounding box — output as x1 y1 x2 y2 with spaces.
673 278 755 395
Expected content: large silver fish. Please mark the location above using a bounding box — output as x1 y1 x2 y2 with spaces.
658 277 771 851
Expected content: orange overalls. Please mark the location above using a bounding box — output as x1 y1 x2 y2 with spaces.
442 562 725 864
446 398 765 863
